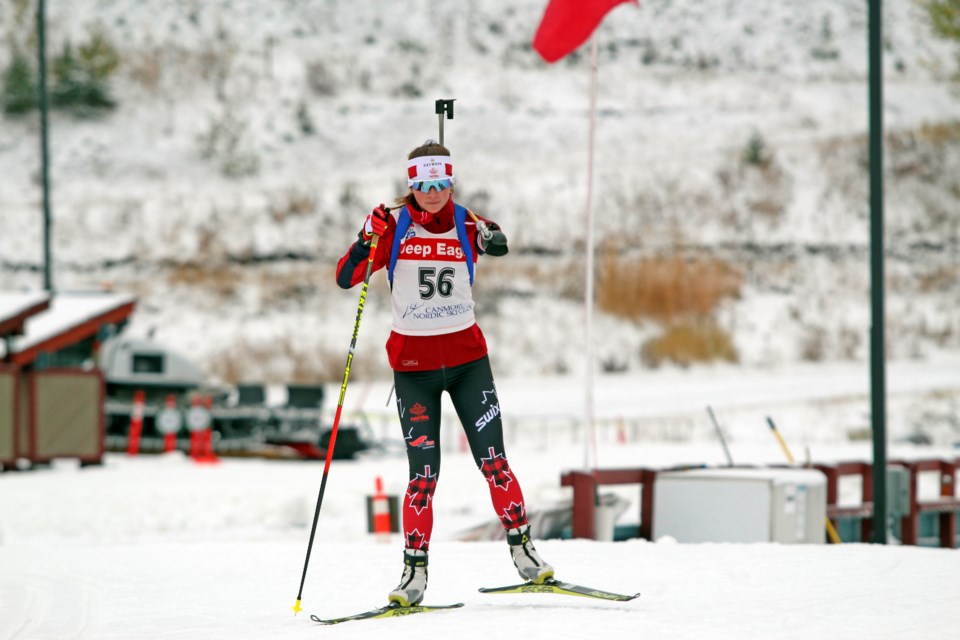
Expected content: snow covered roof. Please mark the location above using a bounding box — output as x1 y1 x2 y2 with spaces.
0 291 51 339
1 291 136 366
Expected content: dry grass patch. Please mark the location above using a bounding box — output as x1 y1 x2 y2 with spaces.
641 318 738 368
916 121 960 145
166 263 240 298
598 251 742 367
917 265 960 294
597 252 742 323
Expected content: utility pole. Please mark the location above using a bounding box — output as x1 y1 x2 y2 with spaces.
868 0 887 544
37 0 53 292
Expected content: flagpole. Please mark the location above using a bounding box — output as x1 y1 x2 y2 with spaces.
583 37 599 472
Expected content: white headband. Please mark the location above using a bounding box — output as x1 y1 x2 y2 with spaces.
407 155 455 186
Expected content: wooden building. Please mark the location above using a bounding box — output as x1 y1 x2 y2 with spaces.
0 291 136 470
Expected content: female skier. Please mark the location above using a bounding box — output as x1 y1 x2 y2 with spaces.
335 140 553 606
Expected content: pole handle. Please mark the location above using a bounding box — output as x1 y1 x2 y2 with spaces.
435 98 455 118
435 98 455 146
766 416 796 464
466 209 493 241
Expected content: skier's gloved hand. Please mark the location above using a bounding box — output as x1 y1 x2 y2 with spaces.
479 222 508 257
360 204 390 246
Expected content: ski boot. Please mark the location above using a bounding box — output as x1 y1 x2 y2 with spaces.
507 524 554 584
388 549 428 606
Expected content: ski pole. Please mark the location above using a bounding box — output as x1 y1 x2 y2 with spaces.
765 416 842 544
706 406 734 467
292 233 381 615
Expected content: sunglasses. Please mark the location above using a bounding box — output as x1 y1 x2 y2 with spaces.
411 179 453 193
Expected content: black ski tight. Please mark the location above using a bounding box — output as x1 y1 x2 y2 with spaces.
393 356 528 550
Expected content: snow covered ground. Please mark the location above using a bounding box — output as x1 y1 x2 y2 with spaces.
2 449 960 639
3 365 960 639
3 525 959 639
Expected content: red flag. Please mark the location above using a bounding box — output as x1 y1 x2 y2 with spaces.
533 0 636 63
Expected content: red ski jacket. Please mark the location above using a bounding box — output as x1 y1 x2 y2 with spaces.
335 199 499 372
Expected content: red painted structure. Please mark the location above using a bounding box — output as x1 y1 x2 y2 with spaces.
561 468 657 540
893 458 959 547
562 459 960 548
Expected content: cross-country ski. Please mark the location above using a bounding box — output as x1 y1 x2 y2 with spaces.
310 602 464 625
479 579 640 602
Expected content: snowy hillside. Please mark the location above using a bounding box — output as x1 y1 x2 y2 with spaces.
1 0 959 382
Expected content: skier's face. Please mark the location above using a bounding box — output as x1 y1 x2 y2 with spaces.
411 185 451 213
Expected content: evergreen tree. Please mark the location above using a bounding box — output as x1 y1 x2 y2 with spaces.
51 41 116 112
2 50 37 115
927 0 960 41
927 0 960 77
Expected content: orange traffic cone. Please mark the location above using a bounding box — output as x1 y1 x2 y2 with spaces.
162 394 178 453
127 390 145 456
372 476 392 542
196 395 219 464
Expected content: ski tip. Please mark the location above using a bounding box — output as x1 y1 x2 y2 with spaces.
292 599 303 615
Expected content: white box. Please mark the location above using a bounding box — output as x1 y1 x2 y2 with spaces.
652 468 827 544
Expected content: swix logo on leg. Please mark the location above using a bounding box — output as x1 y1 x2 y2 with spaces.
475 402 500 431
405 427 435 450
475 387 500 431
